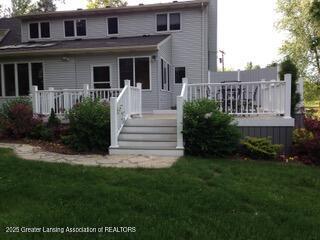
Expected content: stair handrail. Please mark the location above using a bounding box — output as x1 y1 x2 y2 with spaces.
110 80 142 148
176 78 188 149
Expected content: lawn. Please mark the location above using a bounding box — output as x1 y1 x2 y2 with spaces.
0 148 320 240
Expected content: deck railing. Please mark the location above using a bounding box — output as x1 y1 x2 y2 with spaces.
176 74 293 149
31 84 122 115
110 80 142 148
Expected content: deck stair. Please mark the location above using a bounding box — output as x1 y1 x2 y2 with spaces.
109 114 184 156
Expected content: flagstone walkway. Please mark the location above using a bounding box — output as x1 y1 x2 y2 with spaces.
0 143 178 169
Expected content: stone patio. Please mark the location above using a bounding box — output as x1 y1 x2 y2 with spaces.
0 143 179 168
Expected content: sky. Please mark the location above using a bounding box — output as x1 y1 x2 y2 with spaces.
0 0 287 70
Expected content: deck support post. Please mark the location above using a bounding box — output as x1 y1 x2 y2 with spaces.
110 97 118 148
31 85 38 114
136 82 142 117
176 78 188 150
125 80 131 119
83 84 89 98
48 87 55 114
284 74 292 118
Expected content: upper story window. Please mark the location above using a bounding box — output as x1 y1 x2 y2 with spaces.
156 13 180 32
29 22 50 39
64 19 86 37
107 17 118 35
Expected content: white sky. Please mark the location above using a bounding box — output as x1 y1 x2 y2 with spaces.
1 0 286 70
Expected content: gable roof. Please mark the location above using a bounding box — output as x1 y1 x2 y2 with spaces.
16 0 208 21
0 35 171 57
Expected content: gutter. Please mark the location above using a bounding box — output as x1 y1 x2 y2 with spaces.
0 45 158 57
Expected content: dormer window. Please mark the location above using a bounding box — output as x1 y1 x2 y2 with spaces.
156 13 180 32
29 22 50 39
64 19 87 37
107 17 118 35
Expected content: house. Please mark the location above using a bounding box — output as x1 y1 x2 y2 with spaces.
0 0 296 156
0 0 217 111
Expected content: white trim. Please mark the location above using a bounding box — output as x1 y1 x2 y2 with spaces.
234 117 295 127
90 64 112 89
28 21 52 40
106 16 119 36
155 12 182 33
117 56 152 91
63 19 87 38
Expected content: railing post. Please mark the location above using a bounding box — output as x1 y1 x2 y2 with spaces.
237 69 241 82
30 85 38 114
63 90 69 113
284 74 292 118
83 84 89 98
110 97 118 148
176 96 184 149
208 71 211 83
125 80 131 118
48 87 55 113
136 82 142 117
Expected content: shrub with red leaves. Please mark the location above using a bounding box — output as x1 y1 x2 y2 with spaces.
0 100 41 139
292 116 320 165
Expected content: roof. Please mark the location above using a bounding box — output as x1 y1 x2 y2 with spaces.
16 0 208 20
0 35 170 57
0 18 21 45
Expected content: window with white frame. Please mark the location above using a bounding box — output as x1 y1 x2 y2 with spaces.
0 62 43 97
156 13 180 32
64 19 86 37
92 66 111 89
119 57 150 90
161 59 170 91
175 67 186 84
29 22 50 39
107 17 118 35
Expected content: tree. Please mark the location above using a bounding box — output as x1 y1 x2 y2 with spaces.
279 58 300 115
310 0 320 22
87 0 127 9
276 0 320 83
245 62 261 70
11 0 34 16
32 0 57 12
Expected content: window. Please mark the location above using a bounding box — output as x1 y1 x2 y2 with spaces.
31 63 44 90
119 58 133 88
29 23 39 39
135 58 150 90
64 20 75 37
156 13 180 32
17 63 29 96
157 14 167 32
76 19 86 36
64 19 86 37
161 59 170 91
175 67 186 84
119 57 150 90
92 66 110 89
4 64 15 96
107 17 118 35
29 22 50 39
169 13 180 30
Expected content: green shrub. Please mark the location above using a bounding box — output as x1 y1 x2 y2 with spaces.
47 108 61 128
183 99 240 156
240 137 282 160
63 98 110 152
29 123 54 141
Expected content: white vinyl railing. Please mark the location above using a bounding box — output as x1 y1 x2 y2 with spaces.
31 84 122 115
176 74 293 149
110 80 142 148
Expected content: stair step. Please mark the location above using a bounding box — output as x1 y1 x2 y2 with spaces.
119 133 176 141
118 141 177 148
122 126 176 134
109 148 184 156
126 118 176 127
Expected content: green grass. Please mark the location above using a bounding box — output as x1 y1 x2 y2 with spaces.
1 148 320 240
